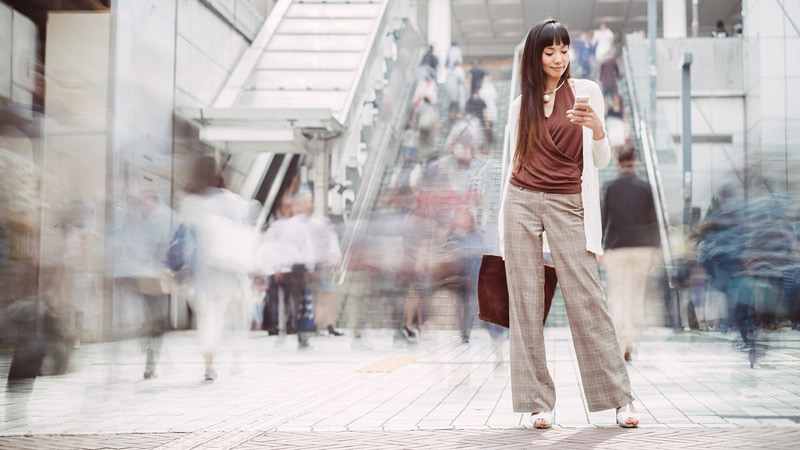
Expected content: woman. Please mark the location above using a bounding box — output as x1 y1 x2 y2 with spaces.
498 19 639 429
181 156 252 381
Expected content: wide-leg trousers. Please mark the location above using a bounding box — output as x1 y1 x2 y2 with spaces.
503 185 633 413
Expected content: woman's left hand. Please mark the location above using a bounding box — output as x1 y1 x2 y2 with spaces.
567 102 605 140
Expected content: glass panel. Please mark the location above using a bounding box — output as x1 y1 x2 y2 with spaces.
285 3 381 19
268 34 369 52
234 90 348 111
278 18 375 34
246 70 355 91
257 51 362 70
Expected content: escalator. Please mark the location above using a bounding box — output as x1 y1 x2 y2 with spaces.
182 0 424 230
621 33 684 290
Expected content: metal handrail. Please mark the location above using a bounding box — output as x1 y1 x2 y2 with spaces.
337 0 392 126
622 45 677 287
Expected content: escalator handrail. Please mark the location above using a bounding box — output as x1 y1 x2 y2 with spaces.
333 23 426 284
622 44 676 287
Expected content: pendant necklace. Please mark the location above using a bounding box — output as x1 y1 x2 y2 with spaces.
543 79 566 103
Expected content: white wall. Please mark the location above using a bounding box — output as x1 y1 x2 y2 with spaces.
743 0 800 193
174 0 253 107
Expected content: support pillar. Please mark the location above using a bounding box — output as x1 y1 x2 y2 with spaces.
663 0 687 38
303 129 341 217
427 0 450 83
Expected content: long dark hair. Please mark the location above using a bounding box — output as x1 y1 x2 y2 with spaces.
515 19 572 170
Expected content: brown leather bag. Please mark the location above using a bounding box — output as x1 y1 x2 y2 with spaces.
477 254 557 328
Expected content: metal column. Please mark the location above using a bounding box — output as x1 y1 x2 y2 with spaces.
303 129 341 217
681 53 693 234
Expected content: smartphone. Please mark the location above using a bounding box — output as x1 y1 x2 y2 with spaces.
573 95 590 111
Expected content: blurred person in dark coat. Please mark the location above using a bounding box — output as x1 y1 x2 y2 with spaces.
601 148 660 361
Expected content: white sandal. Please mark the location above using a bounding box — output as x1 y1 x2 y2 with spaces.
616 405 639 428
530 411 554 429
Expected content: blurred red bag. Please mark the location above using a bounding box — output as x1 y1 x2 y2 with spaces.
477 254 557 328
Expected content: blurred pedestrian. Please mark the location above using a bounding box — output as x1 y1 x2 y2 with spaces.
129 192 175 379
446 42 463 69
181 156 253 380
441 206 484 343
598 49 619 96
712 19 729 38
281 189 318 349
479 75 498 142
466 59 486 95
305 196 344 337
499 19 638 429
592 22 614 63
605 93 626 150
446 64 465 114
601 148 660 361
259 195 295 335
574 31 595 78
414 97 440 163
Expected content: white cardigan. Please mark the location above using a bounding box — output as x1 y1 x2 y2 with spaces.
498 78 611 257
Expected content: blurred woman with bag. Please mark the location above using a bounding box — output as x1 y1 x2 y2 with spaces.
181 156 254 381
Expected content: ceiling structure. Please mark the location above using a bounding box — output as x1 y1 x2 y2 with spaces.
418 0 743 57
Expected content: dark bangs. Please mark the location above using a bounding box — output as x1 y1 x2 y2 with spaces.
538 20 570 49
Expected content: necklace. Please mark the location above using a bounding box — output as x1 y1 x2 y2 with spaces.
543 79 566 103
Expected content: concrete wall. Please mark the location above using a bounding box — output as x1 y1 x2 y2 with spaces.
654 37 747 213
174 0 253 108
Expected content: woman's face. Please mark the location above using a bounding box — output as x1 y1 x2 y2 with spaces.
541 42 569 81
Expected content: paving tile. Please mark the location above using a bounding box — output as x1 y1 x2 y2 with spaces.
0 327 799 448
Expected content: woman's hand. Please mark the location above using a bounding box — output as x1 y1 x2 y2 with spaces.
567 101 605 140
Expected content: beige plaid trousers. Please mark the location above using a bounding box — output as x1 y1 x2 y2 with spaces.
503 185 634 413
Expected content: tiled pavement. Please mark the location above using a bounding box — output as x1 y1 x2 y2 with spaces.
2 327 800 448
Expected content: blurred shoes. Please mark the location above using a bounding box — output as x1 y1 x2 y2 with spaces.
530 411 553 429
403 326 416 338
204 367 217 381
143 364 156 379
72 339 81 350
328 325 344 336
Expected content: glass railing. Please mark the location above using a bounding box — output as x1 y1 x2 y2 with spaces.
333 20 426 283
622 34 685 286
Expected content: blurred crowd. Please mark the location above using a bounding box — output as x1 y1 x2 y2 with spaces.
684 189 800 341
337 44 503 347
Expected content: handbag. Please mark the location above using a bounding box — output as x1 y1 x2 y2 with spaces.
477 254 557 328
